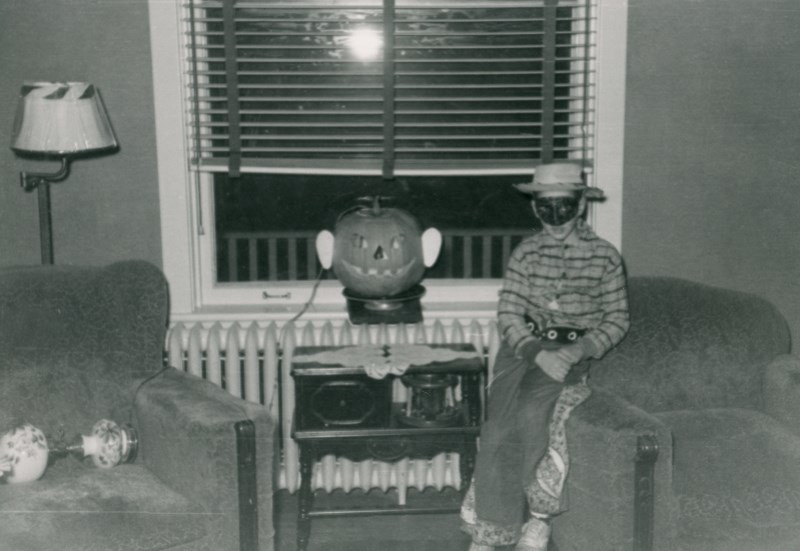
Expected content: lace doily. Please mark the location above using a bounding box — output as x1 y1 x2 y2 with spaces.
293 344 479 379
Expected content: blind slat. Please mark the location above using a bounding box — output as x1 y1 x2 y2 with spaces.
198 121 590 128
200 121 385 127
194 30 554 37
194 107 590 115
198 146 579 153
190 1 581 8
194 96 551 102
202 134 552 140
190 55 590 65
193 156 588 176
207 44 550 50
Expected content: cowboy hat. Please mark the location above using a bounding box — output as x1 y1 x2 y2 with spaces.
513 163 605 199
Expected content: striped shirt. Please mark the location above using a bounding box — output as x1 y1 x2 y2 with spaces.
498 219 630 359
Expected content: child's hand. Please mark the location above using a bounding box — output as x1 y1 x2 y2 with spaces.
0 454 11 477
535 350 571 382
556 343 585 365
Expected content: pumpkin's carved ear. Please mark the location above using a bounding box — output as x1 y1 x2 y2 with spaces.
316 230 335 269
421 228 442 268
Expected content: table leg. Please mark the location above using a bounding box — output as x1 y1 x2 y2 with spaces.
297 444 314 551
461 373 481 426
460 437 477 493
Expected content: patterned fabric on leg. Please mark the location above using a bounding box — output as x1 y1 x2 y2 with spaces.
525 382 592 516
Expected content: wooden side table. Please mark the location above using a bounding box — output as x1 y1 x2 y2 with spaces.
290 343 484 551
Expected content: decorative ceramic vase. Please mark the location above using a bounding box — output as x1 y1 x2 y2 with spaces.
0 424 49 483
80 419 138 468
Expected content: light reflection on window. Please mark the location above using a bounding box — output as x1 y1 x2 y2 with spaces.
347 28 382 60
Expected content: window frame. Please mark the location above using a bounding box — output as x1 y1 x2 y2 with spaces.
148 0 627 317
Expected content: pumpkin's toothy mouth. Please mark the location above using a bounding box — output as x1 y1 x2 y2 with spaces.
340 259 416 279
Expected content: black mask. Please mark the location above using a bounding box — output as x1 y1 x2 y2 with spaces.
533 196 581 226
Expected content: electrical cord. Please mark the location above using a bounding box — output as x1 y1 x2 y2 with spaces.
265 267 328 416
127 364 172 426
285 267 326 325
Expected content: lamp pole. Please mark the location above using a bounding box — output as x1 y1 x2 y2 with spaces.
19 157 70 265
37 182 53 265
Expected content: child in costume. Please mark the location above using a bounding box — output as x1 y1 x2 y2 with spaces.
461 163 630 551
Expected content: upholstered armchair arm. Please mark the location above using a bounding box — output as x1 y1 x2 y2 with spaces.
764 354 800 437
134 368 276 551
552 388 677 551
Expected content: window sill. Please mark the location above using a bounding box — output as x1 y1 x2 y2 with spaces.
170 295 499 325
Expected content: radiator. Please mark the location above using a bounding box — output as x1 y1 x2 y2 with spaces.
166 317 499 499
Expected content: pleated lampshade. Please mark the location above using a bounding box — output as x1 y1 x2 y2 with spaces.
11 82 117 155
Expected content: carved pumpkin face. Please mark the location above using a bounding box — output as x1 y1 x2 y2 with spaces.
332 205 426 298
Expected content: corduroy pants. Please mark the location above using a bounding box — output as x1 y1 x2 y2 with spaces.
472 340 583 531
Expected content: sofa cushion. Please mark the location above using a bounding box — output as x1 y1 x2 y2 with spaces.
0 461 214 551
656 408 800 551
591 277 790 413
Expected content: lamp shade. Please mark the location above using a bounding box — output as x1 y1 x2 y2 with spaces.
11 82 117 155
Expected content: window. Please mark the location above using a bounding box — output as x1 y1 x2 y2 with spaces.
147 0 626 315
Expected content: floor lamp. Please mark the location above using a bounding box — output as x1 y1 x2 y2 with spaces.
10 82 118 264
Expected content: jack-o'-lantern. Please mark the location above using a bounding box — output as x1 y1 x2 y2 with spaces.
316 198 441 298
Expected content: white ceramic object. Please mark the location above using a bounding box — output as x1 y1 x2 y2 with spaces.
0 424 49 483
82 419 136 468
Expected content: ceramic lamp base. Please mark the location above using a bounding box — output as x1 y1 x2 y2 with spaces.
82 420 138 468
0 424 49 483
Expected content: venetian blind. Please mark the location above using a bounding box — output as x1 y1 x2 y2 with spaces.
185 0 595 178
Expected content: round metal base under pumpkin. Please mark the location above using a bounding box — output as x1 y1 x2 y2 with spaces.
343 285 426 324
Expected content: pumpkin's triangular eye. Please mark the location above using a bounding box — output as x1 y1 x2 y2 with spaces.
351 234 368 249
390 235 406 249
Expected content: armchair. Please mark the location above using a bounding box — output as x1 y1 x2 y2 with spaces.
553 276 798 551
0 261 275 551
